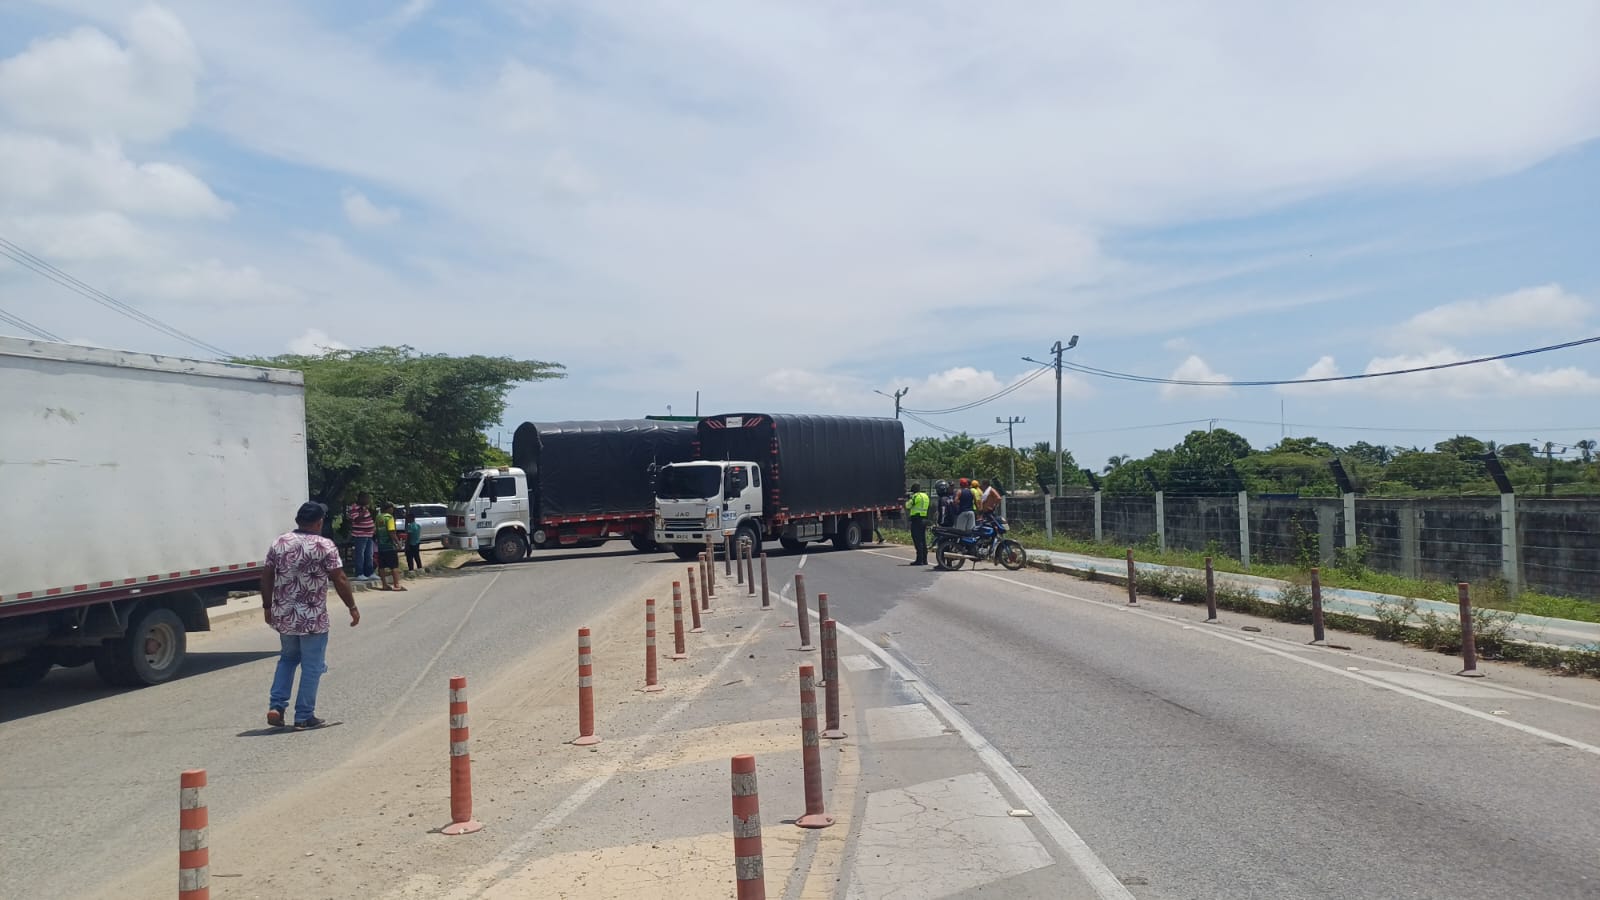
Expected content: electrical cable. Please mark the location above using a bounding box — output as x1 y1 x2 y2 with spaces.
0 236 233 358
0 304 64 342
1059 335 1600 387
901 364 1052 415
901 410 1009 438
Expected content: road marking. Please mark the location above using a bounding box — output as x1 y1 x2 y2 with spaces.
866 704 948 743
840 654 883 672
444 615 769 900
799 552 808 569
375 572 500 734
958 567 1600 759
846 772 1054 900
1358 670 1522 698
774 590 1137 900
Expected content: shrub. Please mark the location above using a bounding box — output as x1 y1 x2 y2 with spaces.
1372 596 1417 641
1274 582 1314 624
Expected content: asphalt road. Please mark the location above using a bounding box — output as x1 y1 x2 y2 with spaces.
763 544 1600 900
0 544 679 900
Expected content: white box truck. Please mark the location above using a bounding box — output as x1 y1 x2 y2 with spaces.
0 336 308 687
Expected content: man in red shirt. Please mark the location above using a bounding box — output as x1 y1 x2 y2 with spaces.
262 502 360 729
347 492 377 582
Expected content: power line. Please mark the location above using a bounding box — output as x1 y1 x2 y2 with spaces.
1217 418 1600 436
901 364 1052 415
901 410 1008 438
0 304 64 342
1060 335 1600 387
0 235 233 358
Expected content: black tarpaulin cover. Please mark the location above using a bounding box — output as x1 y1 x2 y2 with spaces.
512 420 698 519
696 414 905 517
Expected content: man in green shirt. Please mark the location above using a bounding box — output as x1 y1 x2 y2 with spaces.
905 482 931 566
376 503 406 591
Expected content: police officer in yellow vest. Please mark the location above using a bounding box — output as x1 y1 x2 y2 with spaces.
905 483 931 566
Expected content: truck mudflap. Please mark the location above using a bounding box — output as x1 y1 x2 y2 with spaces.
445 534 479 550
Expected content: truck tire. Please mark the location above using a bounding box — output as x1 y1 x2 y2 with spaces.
672 544 701 561
629 534 660 553
95 606 187 687
0 650 53 689
779 537 806 553
736 522 763 557
832 520 863 551
493 531 529 564
477 548 496 562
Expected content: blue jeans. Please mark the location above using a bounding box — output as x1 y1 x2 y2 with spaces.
353 536 376 578
269 631 329 723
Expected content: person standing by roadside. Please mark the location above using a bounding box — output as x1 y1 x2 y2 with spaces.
347 492 377 582
904 483 930 566
955 478 978 531
263 502 359 729
404 508 424 572
376 502 406 591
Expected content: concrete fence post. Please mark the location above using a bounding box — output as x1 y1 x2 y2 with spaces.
1044 492 1054 541
1093 490 1103 543
1501 493 1521 597
1154 491 1166 553
1343 491 1357 559
1238 490 1251 572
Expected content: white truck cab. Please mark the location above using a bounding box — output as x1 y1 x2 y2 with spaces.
445 466 534 563
654 460 764 560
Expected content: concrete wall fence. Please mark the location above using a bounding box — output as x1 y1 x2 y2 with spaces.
1003 493 1600 600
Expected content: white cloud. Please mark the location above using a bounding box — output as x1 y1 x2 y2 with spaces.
758 368 868 410
341 189 400 227
0 5 200 143
149 258 302 306
286 328 349 355
1278 348 1600 398
0 133 229 219
1397 284 1589 344
1160 356 1234 400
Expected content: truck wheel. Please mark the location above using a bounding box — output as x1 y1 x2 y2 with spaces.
629 534 661 553
477 548 495 562
779 537 806 554
0 650 53 688
736 523 762 557
494 531 529 564
95 606 187 687
832 520 863 551
672 544 701 561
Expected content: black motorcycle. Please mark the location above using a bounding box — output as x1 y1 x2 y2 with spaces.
932 516 1026 571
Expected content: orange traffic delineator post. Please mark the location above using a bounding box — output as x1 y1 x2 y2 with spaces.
698 552 710 603
1310 567 1327 645
815 593 831 686
795 664 834 829
744 541 756 597
178 769 209 900
816 591 830 625
642 598 664 693
1457 582 1484 677
793 573 814 650
736 536 745 585
670 588 689 660
820 619 846 739
443 675 485 834
1125 549 1138 605
573 627 601 746
704 548 716 602
687 569 704 633
1204 556 1219 623
732 754 766 900
725 532 735 576
760 553 771 609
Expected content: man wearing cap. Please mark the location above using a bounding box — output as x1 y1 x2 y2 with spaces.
261 501 360 729
904 483 930 566
955 478 978 531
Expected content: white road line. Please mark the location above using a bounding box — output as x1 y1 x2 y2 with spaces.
375 571 500 734
964 568 1600 758
774 590 1137 900
443 617 769 900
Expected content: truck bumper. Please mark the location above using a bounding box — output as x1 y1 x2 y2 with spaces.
445 534 479 551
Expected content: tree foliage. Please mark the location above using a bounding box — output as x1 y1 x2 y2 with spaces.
238 345 563 506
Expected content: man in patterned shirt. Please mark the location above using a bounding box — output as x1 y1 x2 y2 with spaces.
262 502 360 729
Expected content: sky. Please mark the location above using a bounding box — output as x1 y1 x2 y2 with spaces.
2 1 1599 473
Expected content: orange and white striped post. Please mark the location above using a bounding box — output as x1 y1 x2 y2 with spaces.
642 598 664 693
1126 549 1138 605
735 535 745 585
821 619 846 739
795 664 834 829
731 754 766 900
703 549 716 601
178 769 209 900
725 531 735 576
573 628 601 746
442 675 484 834
744 541 756 597
794 573 814 651
670 588 689 660
760 552 771 609
816 591 830 625
687 569 704 632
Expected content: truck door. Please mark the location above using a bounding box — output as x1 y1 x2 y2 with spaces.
725 465 761 518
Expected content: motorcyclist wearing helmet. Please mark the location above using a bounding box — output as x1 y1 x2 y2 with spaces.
934 480 957 527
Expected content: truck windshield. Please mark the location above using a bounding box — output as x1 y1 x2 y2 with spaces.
656 466 721 500
452 476 482 502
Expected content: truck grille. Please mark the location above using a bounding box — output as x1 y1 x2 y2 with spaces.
663 518 706 533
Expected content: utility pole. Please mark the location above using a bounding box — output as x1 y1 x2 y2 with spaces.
876 386 909 419
997 416 1025 489
1023 336 1078 539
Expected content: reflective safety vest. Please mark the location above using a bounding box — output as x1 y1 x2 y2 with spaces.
906 491 930 517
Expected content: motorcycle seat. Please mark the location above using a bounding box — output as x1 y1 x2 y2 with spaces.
932 525 974 537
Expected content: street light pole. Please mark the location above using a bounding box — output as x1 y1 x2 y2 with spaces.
1024 336 1078 540
997 416 1024 489
875 386 909 419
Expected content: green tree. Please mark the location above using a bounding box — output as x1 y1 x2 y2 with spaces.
1384 451 1471 492
1238 453 1339 495
1341 441 1395 466
238 346 563 507
1434 435 1487 460
953 443 1039 492
905 434 981 483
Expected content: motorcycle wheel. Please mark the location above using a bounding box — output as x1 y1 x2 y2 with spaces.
996 539 1026 571
934 539 965 571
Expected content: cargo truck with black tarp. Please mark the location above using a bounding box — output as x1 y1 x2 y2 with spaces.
445 419 697 563
653 413 905 560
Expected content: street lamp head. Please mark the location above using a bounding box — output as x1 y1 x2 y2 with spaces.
1066 335 1079 350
